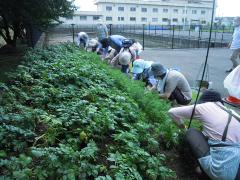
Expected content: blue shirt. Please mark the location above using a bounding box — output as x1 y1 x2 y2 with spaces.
109 35 126 52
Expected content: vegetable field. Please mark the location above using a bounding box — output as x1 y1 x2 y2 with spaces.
0 43 181 179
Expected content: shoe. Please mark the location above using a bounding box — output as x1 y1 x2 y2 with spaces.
226 68 233 73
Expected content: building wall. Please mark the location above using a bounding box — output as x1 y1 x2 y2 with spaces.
60 0 215 26
59 11 103 25
95 0 214 25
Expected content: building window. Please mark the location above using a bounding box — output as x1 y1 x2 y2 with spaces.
201 20 206 24
93 16 100 21
106 6 112 11
173 18 178 22
173 9 178 13
201 10 206 15
106 16 112 21
162 18 169 22
142 8 147 12
79 16 87 21
192 10 197 14
130 17 136 21
118 17 124 21
183 9 188 14
66 16 73 20
141 17 147 22
163 9 168 13
118 7 124 11
130 7 136 11
153 8 158 13
152 18 158 22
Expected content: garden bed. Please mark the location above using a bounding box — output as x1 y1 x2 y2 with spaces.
0 43 201 179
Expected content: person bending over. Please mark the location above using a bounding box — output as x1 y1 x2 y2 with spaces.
77 32 89 49
168 90 240 180
149 63 192 105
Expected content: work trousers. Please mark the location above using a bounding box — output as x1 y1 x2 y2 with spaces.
168 88 191 105
230 48 240 68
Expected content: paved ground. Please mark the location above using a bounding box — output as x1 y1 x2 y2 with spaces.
140 47 233 97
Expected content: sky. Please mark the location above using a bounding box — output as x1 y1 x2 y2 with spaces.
74 0 240 17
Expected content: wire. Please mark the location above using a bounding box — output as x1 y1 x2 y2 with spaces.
187 0 216 129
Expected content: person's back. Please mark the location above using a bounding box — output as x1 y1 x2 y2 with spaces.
165 70 192 101
77 32 89 47
109 35 126 52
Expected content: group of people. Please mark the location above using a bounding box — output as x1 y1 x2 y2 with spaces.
77 20 192 106
77 18 240 180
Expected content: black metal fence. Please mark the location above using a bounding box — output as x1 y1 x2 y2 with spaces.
47 24 233 49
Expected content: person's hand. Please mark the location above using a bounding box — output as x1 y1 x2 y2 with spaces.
179 124 187 130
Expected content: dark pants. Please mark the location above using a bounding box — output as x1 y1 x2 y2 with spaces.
121 65 129 74
169 88 191 105
185 128 210 159
80 38 87 48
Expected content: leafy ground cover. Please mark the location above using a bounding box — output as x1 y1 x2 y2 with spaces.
0 43 191 179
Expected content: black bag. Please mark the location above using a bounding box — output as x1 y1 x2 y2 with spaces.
122 39 134 48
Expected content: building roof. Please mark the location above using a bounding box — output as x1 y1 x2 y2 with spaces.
95 0 213 8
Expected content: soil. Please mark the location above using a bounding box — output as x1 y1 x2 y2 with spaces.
163 146 211 180
0 44 26 82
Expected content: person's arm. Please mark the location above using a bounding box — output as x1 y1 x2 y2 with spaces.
159 92 171 99
147 84 157 91
130 48 136 60
168 105 195 129
160 76 178 99
110 53 120 66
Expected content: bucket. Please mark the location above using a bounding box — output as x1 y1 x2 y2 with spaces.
226 96 240 105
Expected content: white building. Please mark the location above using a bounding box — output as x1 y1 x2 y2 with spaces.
61 0 215 26
95 0 215 25
59 11 103 25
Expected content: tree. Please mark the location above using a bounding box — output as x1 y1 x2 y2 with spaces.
0 0 76 47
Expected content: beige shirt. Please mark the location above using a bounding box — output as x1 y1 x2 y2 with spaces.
169 102 240 143
165 70 192 100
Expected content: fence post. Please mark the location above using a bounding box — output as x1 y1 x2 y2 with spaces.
109 24 112 35
221 26 224 47
71 24 75 43
142 24 145 50
148 23 150 35
188 27 191 39
172 25 175 49
198 26 201 48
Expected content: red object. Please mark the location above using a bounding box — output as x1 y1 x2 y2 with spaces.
226 96 240 104
136 55 140 59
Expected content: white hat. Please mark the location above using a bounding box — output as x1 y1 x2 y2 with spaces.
119 51 131 65
97 18 103 24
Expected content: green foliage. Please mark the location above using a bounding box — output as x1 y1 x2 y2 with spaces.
0 43 178 179
0 0 75 46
